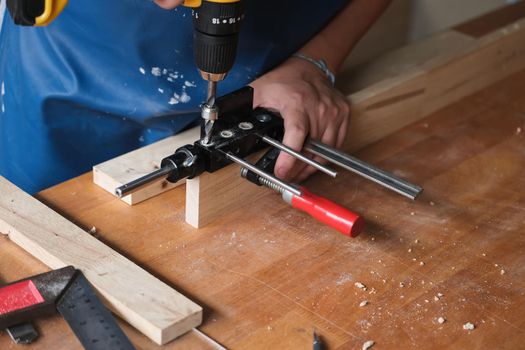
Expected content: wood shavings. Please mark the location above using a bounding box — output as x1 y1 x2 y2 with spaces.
355 282 367 291
437 317 446 324
437 293 443 298
359 300 369 307
362 340 375 350
463 322 475 330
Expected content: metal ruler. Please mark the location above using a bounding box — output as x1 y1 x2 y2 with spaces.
57 272 135 350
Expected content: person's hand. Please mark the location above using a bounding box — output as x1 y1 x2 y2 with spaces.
154 0 184 9
250 58 350 183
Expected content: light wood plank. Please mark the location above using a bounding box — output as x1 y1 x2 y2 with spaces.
0 176 202 345
93 127 200 205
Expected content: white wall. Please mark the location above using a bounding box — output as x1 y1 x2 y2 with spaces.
0 0 5 31
344 0 520 68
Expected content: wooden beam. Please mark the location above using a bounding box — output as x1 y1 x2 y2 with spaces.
93 15 525 227
93 127 199 205
0 176 202 345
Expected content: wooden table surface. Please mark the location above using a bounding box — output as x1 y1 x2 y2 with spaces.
2 60 525 350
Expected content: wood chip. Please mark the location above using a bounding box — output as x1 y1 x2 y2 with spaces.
362 340 375 350
463 322 475 330
355 282 367 290
359 300 369 307
437 317 446 324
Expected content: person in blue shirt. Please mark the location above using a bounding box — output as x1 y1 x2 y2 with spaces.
0 0 390 194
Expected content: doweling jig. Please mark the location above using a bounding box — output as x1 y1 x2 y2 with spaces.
116 87 423 237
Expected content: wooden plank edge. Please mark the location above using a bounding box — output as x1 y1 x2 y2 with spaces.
0 176 203 345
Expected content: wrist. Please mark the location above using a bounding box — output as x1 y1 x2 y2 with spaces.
291 53 336 86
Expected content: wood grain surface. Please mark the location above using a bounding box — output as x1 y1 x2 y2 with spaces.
0 177 202 345
1 66 524 349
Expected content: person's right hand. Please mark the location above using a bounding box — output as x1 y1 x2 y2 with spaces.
154 0 184 9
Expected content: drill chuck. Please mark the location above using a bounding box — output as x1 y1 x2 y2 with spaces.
192 0 245 79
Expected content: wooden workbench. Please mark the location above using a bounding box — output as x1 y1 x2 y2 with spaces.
2 7 525 350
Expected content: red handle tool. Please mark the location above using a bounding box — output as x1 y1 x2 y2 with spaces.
282 187 364 237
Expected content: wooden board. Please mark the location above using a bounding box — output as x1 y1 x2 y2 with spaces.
93 11 525 229
93 127 200 205
0 177 202 345
3 67 524 349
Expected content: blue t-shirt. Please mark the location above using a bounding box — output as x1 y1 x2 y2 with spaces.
0 0 348 193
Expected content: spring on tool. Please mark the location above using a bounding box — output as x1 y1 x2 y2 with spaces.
257 177 287 194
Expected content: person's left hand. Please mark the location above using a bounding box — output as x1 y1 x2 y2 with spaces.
250 57 350 183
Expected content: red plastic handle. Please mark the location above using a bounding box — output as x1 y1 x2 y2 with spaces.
290 188 364 237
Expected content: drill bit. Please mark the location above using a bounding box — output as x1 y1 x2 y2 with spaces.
201 90 218 146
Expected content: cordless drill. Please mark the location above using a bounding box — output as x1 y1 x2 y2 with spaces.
8 0 245 145
184 0 245 145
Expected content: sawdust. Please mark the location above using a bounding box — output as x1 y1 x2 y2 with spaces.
362 340 375 350
500 269 506 275
419 261 425 266
463 322 475 330
355 282 367 291
336 273 353 286
437 317 446 324
359 300 369 307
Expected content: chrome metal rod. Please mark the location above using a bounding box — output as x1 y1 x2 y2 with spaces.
115 165 173 198
222 151 302 197
304 139 423 200
261 135 337 178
